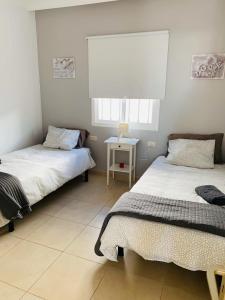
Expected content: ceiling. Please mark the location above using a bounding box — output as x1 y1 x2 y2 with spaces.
22 0 118 11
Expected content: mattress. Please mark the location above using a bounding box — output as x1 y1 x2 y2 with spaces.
0 145 95 227
100 156 225 271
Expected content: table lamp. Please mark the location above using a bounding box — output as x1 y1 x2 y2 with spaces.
118 123 129 140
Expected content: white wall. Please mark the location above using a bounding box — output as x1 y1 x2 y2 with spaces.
36 0 225 176
0 0 43 155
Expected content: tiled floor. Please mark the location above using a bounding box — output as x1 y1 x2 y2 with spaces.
0 174 211 300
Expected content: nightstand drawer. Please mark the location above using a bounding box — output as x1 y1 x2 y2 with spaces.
110 143 130 151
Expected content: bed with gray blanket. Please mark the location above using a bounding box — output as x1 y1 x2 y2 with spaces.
0 171 32 232
96 156 225 271
0 144 95 231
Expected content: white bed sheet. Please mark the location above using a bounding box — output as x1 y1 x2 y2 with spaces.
0 145 95 227
100 156 225 271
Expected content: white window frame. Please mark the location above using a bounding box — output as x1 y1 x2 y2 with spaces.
91 98 160 131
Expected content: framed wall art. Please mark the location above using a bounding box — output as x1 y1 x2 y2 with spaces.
53 57 75 79
191 54 225 79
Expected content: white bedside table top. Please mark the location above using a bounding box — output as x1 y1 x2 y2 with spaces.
104 137 139 145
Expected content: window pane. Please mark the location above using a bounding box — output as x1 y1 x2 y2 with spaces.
92 98 158 130
128 99 139 123
97 98 103 120
101 98 110 120
111 99 120 121
139 99 150 123
148 101 153 123
124 99 129 122
120 99 126 122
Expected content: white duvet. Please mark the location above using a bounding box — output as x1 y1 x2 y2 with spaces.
100 156 225 271
0 145 95 227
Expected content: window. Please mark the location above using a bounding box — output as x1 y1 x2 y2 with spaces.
92 98 160 131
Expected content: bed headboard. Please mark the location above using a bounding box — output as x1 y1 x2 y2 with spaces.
76 129 89 148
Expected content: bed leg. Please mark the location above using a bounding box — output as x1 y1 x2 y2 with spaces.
118 247 124 257
84 170 89 182
8 221 15 233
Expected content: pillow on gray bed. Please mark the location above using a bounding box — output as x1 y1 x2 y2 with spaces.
43 126 80 150
167 139 215 169
58 127 89 148
43 126 89 149
168 133 224 164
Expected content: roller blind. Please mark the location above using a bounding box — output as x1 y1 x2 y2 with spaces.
87 31 169 100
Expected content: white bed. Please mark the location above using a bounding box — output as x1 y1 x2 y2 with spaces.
100 156 225 271
0 144 95 228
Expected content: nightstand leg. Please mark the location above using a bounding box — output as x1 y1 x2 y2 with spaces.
112 150 115 179
129 148 132 189
133 145 136 182
107 144 110 186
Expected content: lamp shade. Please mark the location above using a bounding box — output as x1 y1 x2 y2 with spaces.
118 123 129 138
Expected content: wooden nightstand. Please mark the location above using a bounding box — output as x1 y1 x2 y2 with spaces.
105 137 139 188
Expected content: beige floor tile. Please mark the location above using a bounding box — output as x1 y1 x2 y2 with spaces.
11 212 51 239
0 233 21 257
92 265 162 300
105 181 129 207
65 186 111 204
161 286 211 300
66 175 127 205
74 189 113 206
30 253 105 300
56 201 102 224
89 206 111 228
48 183 82 199
164 264 210 298
34 200 66 217
53 177 93 200
0 240 59 290
65 226 106 264
62 176 113 205
63 198 102 211
0 281 24 300
27 217 85 251
109 250 169 283
21 293 43 300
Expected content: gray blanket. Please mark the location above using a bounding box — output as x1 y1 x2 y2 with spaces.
0 172 31 220
95 192 225 256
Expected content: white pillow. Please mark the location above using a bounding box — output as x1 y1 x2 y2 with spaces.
167 139 215 169
43 126 80 150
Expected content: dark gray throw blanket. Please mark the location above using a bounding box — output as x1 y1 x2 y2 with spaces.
195 185 225 206
95 192 225 256
0 172 31 220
